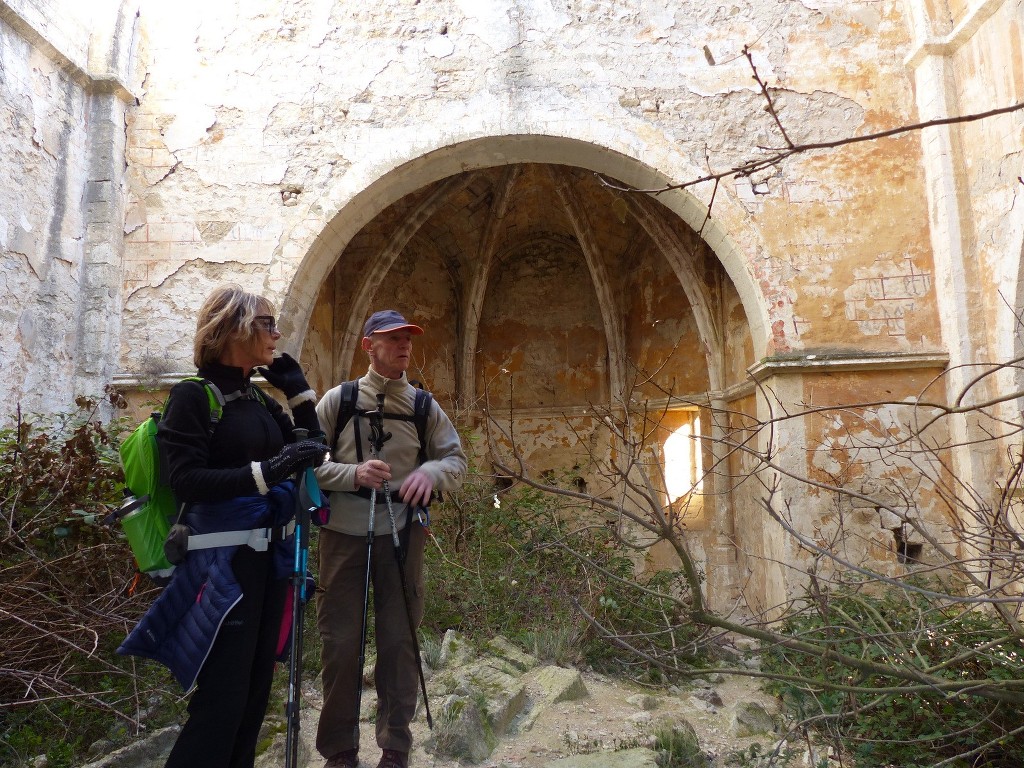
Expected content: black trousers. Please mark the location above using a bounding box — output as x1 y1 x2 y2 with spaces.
165 546 287 768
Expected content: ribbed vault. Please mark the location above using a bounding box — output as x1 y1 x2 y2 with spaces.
304 163 752 417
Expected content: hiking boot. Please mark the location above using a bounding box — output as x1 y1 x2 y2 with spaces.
325 749 359 768
376 749 408 768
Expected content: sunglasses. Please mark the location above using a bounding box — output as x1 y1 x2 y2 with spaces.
253 315 278 334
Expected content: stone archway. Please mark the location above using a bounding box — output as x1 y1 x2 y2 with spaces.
275 135 769 369
306 164 742 405
285 139 761 610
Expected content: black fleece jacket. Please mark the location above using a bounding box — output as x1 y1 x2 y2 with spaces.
157 361 320 503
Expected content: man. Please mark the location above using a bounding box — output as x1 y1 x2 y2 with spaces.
314 310 467 768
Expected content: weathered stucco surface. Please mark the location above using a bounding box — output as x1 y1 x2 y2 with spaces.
1 0 1021 612
113 0 942 368
0 0 134 415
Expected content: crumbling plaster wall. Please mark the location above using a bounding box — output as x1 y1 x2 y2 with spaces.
945 2 1024 415
903 0 1024 535
118 0 937 378
9 0 1001 609
911 0 1024 374
112 0 951 611
0 0 140 421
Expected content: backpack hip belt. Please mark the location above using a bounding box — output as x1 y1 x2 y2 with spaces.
185 520 296 553
164 519 297 565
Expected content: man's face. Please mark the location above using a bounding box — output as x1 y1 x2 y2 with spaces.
363 329 414 379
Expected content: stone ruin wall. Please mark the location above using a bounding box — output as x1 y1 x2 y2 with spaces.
1 0 1022 613
0 0 137 417
907 0 1024 614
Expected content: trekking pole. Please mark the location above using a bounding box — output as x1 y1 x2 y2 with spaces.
370 393 434 729
285 428 324 768
354 409 390 745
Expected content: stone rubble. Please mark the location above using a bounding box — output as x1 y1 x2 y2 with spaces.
76 630 789 768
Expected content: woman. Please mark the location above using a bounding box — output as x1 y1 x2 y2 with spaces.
119 284 326 768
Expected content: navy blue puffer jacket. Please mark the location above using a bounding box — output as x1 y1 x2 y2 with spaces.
117 482 297 691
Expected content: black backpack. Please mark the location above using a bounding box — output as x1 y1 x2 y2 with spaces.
332 379 433 466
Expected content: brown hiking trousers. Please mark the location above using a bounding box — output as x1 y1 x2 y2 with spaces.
315 523 426 758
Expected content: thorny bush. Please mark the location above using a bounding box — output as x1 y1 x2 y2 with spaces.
423 465 705 680
0 394 180 768
762 581 1024 768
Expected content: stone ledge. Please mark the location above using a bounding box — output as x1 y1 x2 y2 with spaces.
748 350 949 381
0 1 137 103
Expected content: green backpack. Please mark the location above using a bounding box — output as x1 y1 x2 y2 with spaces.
112 378 229 581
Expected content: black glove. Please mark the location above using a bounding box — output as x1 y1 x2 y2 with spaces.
258 353 311 399
261 440 327 485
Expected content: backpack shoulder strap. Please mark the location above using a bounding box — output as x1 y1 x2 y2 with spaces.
152 378 226 527
413 388 433 466
180 377 227 436
248 384 269 409
332 379 361 454
331 380 432 464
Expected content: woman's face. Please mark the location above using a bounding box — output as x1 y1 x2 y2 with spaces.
247 315 280 368
220 314 280 371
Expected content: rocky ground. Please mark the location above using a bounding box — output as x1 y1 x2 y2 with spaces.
260 634 786 768
371 670 783 768
80 633 791 768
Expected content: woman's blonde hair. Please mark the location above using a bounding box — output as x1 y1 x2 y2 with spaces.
193 284 275 368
